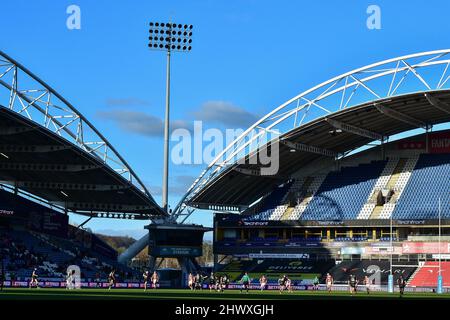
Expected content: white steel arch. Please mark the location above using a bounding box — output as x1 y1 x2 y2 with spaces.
172 49 450 222
0 50 151 198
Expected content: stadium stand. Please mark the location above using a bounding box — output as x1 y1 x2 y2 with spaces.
246 160 391 222
378 156 420 219
243 151 449 223
408 261 450 287
357 157 400 219
0 188 140 283
392 154 450 219
246 181 293 221
0 226 137 281
300 160 387 220
285 175 327 220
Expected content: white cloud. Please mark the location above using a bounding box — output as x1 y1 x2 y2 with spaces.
193 100 259 129
96 109 190 137
96 100 259 138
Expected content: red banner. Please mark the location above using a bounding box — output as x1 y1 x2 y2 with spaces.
429 131 450 154
402 242 450 254
398 141 426 150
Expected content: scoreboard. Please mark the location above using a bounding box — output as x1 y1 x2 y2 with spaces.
146 224 210 258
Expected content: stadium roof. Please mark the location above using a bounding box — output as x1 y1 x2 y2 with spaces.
0 50 165 220
170 50 450 220
187 90 450 208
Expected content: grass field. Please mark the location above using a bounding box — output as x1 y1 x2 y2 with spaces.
0 288 449 300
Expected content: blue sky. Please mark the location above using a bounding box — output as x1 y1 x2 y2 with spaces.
1 0 450 239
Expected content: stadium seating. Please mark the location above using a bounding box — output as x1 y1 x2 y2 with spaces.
377 156 420 219
301 160 387 220
392 154 450 219
288 175 327 220
246 182 292 221
357 157 400 219
408 261 450 287
0 227 137 281
243 152 449 225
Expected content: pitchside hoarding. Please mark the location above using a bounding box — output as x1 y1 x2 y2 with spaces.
402 242 450 254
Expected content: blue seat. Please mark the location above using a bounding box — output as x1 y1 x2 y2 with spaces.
392 154 450 220
301 161 387 220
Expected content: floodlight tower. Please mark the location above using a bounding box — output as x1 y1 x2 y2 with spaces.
148 22 193 214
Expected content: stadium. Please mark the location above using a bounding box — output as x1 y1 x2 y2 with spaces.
1 34 450 301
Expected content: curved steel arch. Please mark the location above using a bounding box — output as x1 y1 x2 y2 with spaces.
172 49 450 222
0 50 151 199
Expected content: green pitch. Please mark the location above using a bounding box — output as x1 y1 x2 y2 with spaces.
0 288 449 300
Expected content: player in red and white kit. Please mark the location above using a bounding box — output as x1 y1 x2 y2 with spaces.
259 275 268 291
151 271 159 289
325 273 333 293
286 276 293 293
364 275 371 294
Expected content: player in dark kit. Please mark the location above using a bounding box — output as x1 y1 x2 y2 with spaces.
29 268 39 289
397 276 406 296
143 271 149 291
108 269 116 290
223 274 230 290
216 276 222 292
209 272 216 291
215 274 221 292
218 274 229 292
194 273 204 290
0 258 4 291
278 275 288 293
348 274 358 294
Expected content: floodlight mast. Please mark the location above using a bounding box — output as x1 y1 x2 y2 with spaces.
148 22 193 214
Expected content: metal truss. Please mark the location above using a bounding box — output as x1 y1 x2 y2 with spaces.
325 118 384 140
171 49 450 222
0 180 130 191
280 139 337 158
0 183 147 220
0 50 151 199
373 103 428 129
0 144 71 153
0 163 101 172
